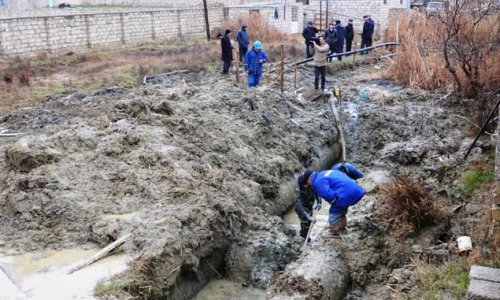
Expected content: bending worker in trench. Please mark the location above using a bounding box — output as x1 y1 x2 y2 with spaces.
295 170 322 241
300 164 365 237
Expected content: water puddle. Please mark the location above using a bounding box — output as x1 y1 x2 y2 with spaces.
192 279 266 300
0 248 130 300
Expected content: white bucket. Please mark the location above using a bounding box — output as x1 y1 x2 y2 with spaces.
457 236 472 252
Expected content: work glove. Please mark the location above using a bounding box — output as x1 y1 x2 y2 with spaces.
258 59 264 64
315 203 322 211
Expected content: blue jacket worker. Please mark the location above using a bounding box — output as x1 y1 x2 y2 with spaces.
295 170 322 240
332 162 364 180
301 169 366 237
236 23 250 62
244 41 268 88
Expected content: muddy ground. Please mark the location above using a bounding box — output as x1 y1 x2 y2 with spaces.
0 61 496 300
0 70 341 299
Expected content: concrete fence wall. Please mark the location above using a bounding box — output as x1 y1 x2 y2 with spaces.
0 7 224 55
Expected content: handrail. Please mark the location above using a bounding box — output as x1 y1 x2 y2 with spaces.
292 41 400 66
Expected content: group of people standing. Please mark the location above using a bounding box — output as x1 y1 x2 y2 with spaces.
219 15 375 89
303 15 375 60
219 23 268 88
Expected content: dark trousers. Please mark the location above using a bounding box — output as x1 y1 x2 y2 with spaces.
327 42 335 62
346 39 353 55
361 38 369 54
239 47 248 62
306 42 314 58
222 60 231 74
336 44 344 61
314 66 326 90
297 207 313 238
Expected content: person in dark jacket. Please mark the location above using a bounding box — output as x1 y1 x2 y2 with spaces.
302 21 318 58
367 15 375 48
221 29 233 75
301 168 366 237
361 15 371 54
334 20 345 61
244 40 268 87
324 23 337 62
295 170 322 239
236 23 250 62
345 19 354 55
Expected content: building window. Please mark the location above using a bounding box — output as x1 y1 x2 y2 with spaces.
383 0 387 4
292 6 298 22
400 0 403 4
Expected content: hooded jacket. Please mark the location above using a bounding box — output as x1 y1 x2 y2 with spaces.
311 170 365 213
302 25 319 44
237 27 250 48
335 24 345 47
244 47 268 75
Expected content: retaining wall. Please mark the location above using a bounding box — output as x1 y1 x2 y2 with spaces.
0 7 224 55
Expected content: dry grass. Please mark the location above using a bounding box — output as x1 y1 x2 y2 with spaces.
380 176 445 237
0 19 303 112
383 11 500 96
224 16 290 44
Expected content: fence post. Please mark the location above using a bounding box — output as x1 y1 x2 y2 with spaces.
202 0 210 41
235 48 240 84
43 17 52 53
120 13 126 45
294 65 297 89
151 11 156 40
352 52 356 70
280 45 285 92
84 14 92 49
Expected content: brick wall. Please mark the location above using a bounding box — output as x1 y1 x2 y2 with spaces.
0 7 224 55
226 3 304 34
305 0 409 32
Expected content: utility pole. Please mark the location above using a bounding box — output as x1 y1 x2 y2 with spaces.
202 0 210 41
326 0 329 28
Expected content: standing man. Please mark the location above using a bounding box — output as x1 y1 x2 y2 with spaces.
324 23 337 62
334 20 345 61
361 15 371 54
221 29 233 75
313 36 329 91
244 40 268 88
236 23 250 63
345 19 354 55
301 168 366 237
367 15 375 48
295 170 322 240
302 21 318 58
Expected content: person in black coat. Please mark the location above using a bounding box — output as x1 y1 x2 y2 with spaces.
361 15 371 54
302 21 319 58
324 23 337 62
221 29 233 75
345 19 354 55
295 170 322 240
334 20 345 61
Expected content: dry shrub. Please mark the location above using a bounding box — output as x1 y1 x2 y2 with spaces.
224 16 290 44
380 176 444 237
383 4 500 97
383 14 452 91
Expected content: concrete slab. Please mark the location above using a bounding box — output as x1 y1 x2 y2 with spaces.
467 265 500 300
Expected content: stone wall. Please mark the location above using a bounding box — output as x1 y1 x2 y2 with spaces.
226 2 304 34
0 7 224 55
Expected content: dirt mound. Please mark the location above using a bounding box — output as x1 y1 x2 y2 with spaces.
0 72 340 298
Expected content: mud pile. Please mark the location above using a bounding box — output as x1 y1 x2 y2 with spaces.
0 72 341 298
